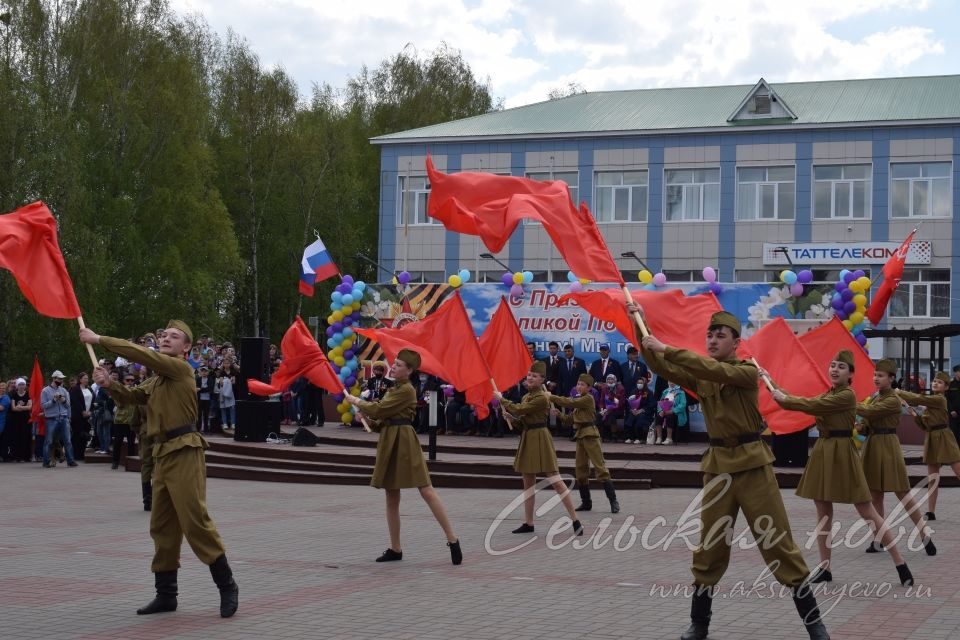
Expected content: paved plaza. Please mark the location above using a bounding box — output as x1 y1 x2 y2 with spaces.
2 462 960 640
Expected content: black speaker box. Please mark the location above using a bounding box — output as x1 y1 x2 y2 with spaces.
239 337 270 400
234 399 282 442
292 427 319 447
771 428 810 468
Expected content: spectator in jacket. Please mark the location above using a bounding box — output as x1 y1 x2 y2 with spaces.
69 372 93 459
93 373 116 454
598 374 626 442
195 366 215 433
41 370 76 468
624 373 656 444
654 380 687 445
589 343 622 386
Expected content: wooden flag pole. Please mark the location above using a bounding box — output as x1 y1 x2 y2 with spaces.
343 385 372 432
621 286 651 338
76 316 99 370
492 378 513 431
750 357 776 393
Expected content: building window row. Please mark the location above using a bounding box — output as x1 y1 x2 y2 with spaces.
397 161 952 226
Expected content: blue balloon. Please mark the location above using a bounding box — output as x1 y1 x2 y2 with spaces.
326 338 337 348
782 270 798 285
332 332 343 342
839 269 851 280
644 283 657 291
567 271 577 282
355 281 366 291
851 324 863 336
331 291 342 303
341 293 353 306
342 327 354 338
458 269 471 283
330 301 342 311
522 270 534 284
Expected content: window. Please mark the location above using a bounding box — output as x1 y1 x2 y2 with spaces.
665 168 720 221
397 176 435 226
526 171 579 203
593 171 648 222
891 163 951 218
813 164 871 219
736 166 795 220
890 269 950 318
663 270 713 282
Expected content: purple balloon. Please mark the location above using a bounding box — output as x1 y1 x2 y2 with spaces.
334 393 344 402
834 282 847 292
841 289 854 301
343 350 355 360
332 364 341 373
325 327 335 337
790 283 804 297
342 275 354 285
835 309 848 320
831 296 844 310
856 333 868 346
708 281 723 295
352 311 361 320
510 283 524 298
852 269 865 280
332 321 343 332
397 271 411 285
797 269 813 284
843 300 856 314
501 272 514 286
345 375 356 386
843 271 857 284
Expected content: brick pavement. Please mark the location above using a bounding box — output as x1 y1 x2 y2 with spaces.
2 461 959 640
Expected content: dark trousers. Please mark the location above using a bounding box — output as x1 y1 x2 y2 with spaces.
623 413 651 441
71 418 90 460
197 399 211 432
111 423 136 465
445 403 475 434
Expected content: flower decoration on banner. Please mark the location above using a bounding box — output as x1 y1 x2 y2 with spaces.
830 268 871 349
702 266 723 296
326 274 366 423
448 268 471 289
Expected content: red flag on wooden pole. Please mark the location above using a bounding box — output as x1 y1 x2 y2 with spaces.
247 317 343 396
865 228 916 325
29 355 46 436
799 317 876 401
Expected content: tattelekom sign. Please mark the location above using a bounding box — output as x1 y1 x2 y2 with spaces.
763 241 932 266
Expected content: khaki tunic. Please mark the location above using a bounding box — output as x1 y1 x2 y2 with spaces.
100 337 225 572
501 388 559 474
778 386 872 504
897 391 960 465
552 394 611 484
642 343 809 588
356 381 431 489
857 390 910 493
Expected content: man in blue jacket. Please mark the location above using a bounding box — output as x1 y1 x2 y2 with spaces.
41 370 77 468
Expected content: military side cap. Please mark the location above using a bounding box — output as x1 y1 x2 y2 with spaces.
834 350 855 367
396 348 421 370
529 360 547 376
875 358 897 374
578 373 594 387
935 371 950 384
166 320 193 343
709 310 740 335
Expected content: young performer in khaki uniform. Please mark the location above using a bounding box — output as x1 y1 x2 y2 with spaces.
545 373 620 513
766 351 913 586
856 359 936 556
629 304 829 640
81 321 238 618
493 360 584 536
896 371 960 521
344 348 462 565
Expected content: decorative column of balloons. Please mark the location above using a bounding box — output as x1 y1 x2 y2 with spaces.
638 269 668 291
502 269 534 298
566 270 590 293
447 269 471 288
778 268 813 297
327 275 366 424
702 266 723 295
830 269 871 348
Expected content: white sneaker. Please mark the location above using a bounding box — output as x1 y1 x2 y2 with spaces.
655 438 662 445
634 440 642 445
663 438 673 445
624 439 633 444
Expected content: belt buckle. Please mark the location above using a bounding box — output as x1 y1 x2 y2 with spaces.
724 436 739 448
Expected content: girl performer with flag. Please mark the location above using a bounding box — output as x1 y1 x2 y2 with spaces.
857 359 936 556
895 371 960 521
493 360 584 536
764 351 913 586
344 348 462 565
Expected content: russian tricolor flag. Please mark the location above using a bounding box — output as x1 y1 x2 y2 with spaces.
299 237 339 296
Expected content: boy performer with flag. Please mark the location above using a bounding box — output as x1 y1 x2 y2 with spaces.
629 303 829 640
545 373 619 513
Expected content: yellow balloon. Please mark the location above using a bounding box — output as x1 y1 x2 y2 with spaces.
858 276 871 290
327 315 335 325
842 319 853 331
579 278 590 285
853 294 867 306
448 275 462 288
352 301 361 310
332 310 343 321
848 280 862 293
639 270 653 284
334 356 346 367
512 272 524 285
779 270 788 282
340 412 353 424
849 311 864 325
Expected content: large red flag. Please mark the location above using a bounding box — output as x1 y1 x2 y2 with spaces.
29 355 46 436
464 298 533 415
426 157 623 284
354 292 493 417
799 317 876 401
865 229 915 325
247 317 343 396
738 318 831 435
0 202 81 319
558 288 723 354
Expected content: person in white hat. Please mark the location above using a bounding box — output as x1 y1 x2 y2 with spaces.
40 370 77 468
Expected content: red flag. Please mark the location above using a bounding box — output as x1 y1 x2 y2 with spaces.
464 298 533 415
738 318 830 435
354 292 493 417
426 157 623 284
558 288 723 354
0 202 82 318
865 229 916 325
247 317 343 396
29 355 45 436
799 317 876 401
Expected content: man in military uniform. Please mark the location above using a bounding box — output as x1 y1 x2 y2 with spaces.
629 304 828 640
81 320 239 619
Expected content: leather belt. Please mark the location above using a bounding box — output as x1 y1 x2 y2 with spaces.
387 418 412 426
574 422 596 428
525 423 548 429
870 428 898 436
709 432 761 448
929 424 949 431
825 430 852 438
162 424 197 441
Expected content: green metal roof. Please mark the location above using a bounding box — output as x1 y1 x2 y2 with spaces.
372 75 960 144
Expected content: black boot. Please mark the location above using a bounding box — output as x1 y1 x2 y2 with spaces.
680 584 713 640
447 539 462 565
142 482 152 512
896 563 914 586
575 484 592 511
209 554 239 618
603 480 620 514
793 586 831 639
137 571 177 615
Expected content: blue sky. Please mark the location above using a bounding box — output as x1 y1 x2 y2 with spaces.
171 0 957 108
